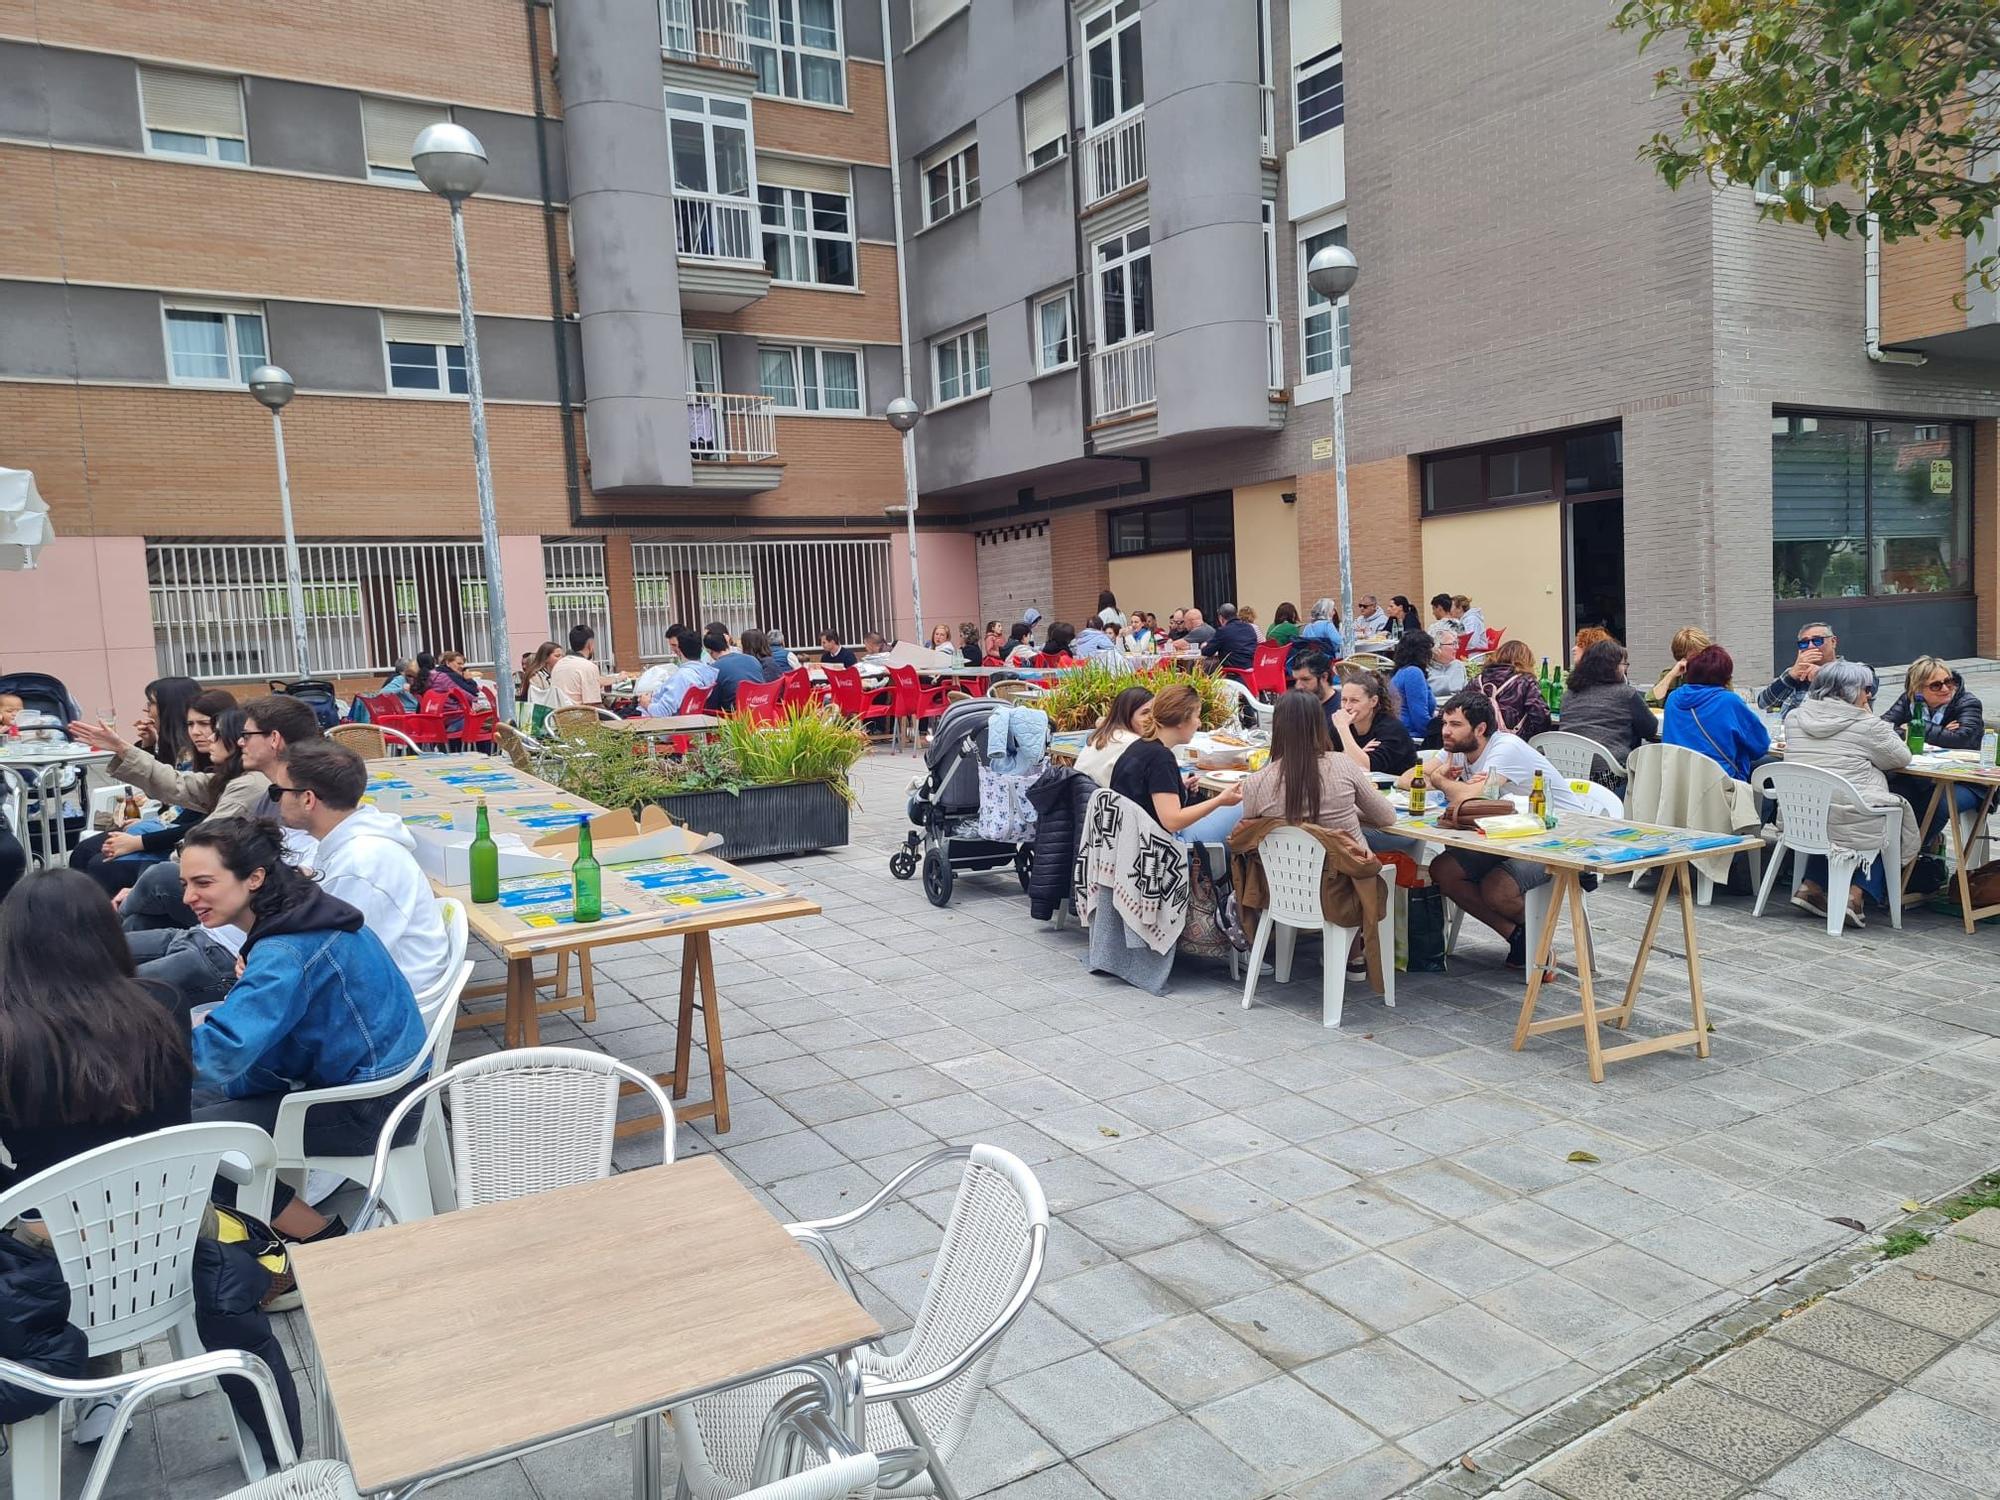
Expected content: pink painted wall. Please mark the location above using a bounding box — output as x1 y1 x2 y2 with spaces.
496 534 548 670
2 536 154 719
887 531 981 645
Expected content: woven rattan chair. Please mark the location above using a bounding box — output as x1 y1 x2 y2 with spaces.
327 722 422 759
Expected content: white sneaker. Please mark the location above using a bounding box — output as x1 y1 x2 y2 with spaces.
70 1395 118 1446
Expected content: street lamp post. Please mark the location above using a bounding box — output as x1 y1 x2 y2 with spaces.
1307 243 1360 638
886 396 923 642
414 123 514 724
247 365 311 679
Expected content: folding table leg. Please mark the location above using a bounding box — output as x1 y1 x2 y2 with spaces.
1676 862 1712 1059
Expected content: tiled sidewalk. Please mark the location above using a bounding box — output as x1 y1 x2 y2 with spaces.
17 747 2000 1500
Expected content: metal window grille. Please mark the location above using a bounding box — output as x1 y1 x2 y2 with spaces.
542 539 616 667
631 538 892 658
147 539 491 681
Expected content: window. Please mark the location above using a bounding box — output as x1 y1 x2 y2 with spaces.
1107 494 1231 557
1082 0 1142 131
362 96 452 184
932 324 991 404
1295 46 1343 142
1773 414 1972 600
139 68 246 163
1421 425 1621 516
746 0 844 106
757 344 863 412
667 91 757 258
381 312 467 396
1021 73 1068 171
1261 201 1282 386
923 135 979 226
163 305 266 385
911 0 968 40
1754 165 1813 206
758 183 855 286
1093 225 1153 348
1300 219 1349 380
1034 289 1077 373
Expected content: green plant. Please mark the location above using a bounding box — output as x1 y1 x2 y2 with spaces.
1943 1175 2000 1221
1036 661 1239 732
549 726 686 812
658 736 749 797
719 704 869 799
1879 1228 1930 1259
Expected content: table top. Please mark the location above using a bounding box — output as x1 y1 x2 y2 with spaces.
0 739 109 765
1900 750 2000 785
607 715 723 734
294 1156 882 1492
1390 805 1762 874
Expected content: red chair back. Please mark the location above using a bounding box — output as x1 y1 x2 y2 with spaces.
778 668 814 706
674 683 712 714
885 664 949 722
1249 641 1290 698
732 678 786 726
821 664 881 719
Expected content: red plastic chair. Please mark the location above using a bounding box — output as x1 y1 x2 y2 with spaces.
778 668 815 707
731 678 787 727
822 664 896 734
887 664 950 728
418 684 494 748
1245 641 1290 699
674 683 712 715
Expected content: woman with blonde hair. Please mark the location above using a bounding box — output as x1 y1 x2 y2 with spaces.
1452 594 1487 645
1075 685 1154 785
1885 654 1985 848
1107 684 1243 840
1651 626 1711 704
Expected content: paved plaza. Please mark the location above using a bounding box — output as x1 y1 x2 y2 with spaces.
29 747 2000 1500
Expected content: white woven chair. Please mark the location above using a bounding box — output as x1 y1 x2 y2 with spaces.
1530 730 1626 784
1237 826 1396 1028
1751 761 1904 936
667 1144 1048 1500
0 1124 279 1497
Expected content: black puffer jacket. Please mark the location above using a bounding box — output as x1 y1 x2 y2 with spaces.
0 1235 88 1422
1027 766 1096 920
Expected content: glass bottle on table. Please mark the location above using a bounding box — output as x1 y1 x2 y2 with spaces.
571 815 602 923
1905 702 1929 756
1529 769 1548 820
1407 768 1426 818
469 796 500 904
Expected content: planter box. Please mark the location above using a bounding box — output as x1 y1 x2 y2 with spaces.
651 779 850 860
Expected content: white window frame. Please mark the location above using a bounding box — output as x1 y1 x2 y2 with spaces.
1754 165 1814 206
758 182 857 287
922 134 980 226
1092 224 1152 351
745 0 846 107
911 0 969 42
1294 45 1343 144
665 89 759 200
381 322 469 400
1021 72 1069 173
162 302 266 388
1081 0 1143 132
757 342 866 414
1295 211 1350 405
1033 288 1078 375
138 70 248 166
931 323 991 407
1261 200 1282 386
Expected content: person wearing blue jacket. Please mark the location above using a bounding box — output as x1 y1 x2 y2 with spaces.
1660 645 1770 783
1389 630 1438 742
179 817 426 1243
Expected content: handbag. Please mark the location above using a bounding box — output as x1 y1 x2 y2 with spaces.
1399 883 1450 973
976 764 1039 842
1439 797 1516 830
1179 844 1245 959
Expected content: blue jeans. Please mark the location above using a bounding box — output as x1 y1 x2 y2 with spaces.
1803 853 1889 906
1177 802 1246 845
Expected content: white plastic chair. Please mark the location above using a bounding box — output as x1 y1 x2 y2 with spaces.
0 1123 279 1497
1751 762 1904 936
1237 827 1396 1028
1214 675 1271 730
1624 741 1764 906
1531 730 1626 784
668 1144 1048 1500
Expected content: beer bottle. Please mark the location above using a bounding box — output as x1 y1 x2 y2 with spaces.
1905 701 1928 756
571 815 603 923
1530 769 1547 820
469 796 500 904
1408 768 1427 818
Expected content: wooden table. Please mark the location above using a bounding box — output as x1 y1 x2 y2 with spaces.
295 1156 881 1496
1391 809 1762 1083
606 714 724 738
1898 755 2000 933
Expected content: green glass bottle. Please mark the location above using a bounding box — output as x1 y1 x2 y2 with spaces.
1551 664 1565 712
468 796 500 904
1906 702 1929 756
571 815 602 924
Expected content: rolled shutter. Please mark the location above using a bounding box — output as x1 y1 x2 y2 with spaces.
911 0 966 40
381 311 464 346
139 68 244 138
1289 0 1340 63
1021 73 1066 161
362 97 452 172
755 154 851 195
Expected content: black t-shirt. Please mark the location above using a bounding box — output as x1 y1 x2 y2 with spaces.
1109 739 1184 824
1330 708 1419 776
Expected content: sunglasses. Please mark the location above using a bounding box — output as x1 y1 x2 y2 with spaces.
264 784 310 802
1796 636 1830 649
1924 678 1953 692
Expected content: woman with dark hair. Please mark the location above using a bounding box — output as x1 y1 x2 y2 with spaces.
1331 667 1418 777
1096 589 1122 627
1076 686 1155 785
1241 691 1398 838
1389 631 1437 740
179 817 425 1242
69 676 207 894
1559 640 1659 763
1038 621 1078 665
1476 640 1553 742
1003 622 1036 667
1661 645 1769 782
1267 602 1302 647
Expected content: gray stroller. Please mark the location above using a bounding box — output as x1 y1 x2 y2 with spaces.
889 697 1036 906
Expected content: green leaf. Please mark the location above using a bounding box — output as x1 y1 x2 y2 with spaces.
1566 1150 1601 1164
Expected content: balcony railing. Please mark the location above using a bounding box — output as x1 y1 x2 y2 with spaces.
1081 111 1146 206
1265 316 1284 390
661 0 753 71
1091 335 1155 420
688 392 778 462
674 190 759 262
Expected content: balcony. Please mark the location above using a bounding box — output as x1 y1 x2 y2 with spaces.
687 392 782 493
674 190 771 310
1091 335 1155 422
661 0 753 72
1081 111 1146 207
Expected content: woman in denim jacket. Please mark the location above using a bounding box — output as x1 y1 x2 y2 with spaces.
181 817 427 1243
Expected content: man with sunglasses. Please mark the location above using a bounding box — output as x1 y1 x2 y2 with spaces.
1756 622 1877 716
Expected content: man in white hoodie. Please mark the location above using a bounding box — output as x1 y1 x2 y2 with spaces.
269 740 453 1000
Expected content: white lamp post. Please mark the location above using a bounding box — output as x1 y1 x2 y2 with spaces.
886 395 923 642
247 365 311 679
1307 243 1359 636
414 122 514 724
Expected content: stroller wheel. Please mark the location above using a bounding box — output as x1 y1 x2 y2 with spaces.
1014 846 1033 893
889 845 917 880
922 847 954 907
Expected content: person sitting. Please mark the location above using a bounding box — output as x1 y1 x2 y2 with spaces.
1426 630 1468 698
1096 590 1123 628
1071 618 1120 661
1382 595 1421 638
819 629 860 668
269 741 452 999
1660 645 1769 783
1035 621 1078 666
548 624 603 708
856 631 891 665
1389 631 1438 741
1559 640 1660 765
1297 598 1344 661
1476 640 1553 741
979 621 1006 665
73 691 316 837
1453 594 1487 645
1266 602 1302 647
1179 607 1215 647
927 624 962 664
766 629 797 674
1350 595 1389 639
433 650 482 700
1075 685 1154 785
1429 593 1456 634
70 675 205 896
375 660 422 713
1394 691 1584 968
1783 660 1918 929
1571 626 1613 667
1237 606 1262 640
1201 603 1259 673
1124 612 1155 652
521 641 565 731
1164 609 1188 643
1331 666 1418 777
751 628 789 683
1758 621 1876 716
182 818 428 1243
1650 626 1711 705
710 628 773 710
1109 683 1244 842
0 691 23 728
646 624 720 717
1884 656 1986 848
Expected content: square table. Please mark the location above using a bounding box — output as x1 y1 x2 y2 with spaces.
1897 752 2000 933
295 1156 882 1495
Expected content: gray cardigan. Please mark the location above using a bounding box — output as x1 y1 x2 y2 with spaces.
1557 683 1660 764
110 745 272 822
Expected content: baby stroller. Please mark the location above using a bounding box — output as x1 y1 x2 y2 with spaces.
889 697 1036 906
0 671 82 728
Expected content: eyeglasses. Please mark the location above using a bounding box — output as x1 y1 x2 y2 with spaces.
1925 678 1953 692
1796 635 1830 649
241 728 278 740
264 784 309 801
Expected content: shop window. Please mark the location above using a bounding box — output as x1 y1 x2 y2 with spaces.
1772 414 1971 599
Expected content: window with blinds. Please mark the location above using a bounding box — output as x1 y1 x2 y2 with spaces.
362 97 453 184
380 311 468 396
1021 73 1067 171
139 68 247 164
911 0 968 42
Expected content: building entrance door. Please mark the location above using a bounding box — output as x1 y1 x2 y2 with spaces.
1568 497 1625 646
1193 544 1237 623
